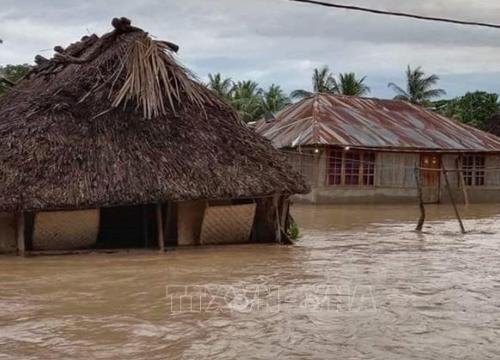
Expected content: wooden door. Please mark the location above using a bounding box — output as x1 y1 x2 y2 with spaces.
420 153 441 203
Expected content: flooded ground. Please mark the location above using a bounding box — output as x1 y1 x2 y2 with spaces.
1 204 500 359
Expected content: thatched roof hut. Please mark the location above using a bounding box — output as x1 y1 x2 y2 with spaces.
0 18 307 254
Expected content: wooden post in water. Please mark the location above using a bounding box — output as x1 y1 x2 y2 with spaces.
442 164 466 234
142 205 149 248
16 213 26 256
273 195 282 244
414 165 426 232
163 201 176 247
456 157 469 206
156 203 165 252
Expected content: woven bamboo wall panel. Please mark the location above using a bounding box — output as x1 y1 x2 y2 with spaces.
200 204 256 245
177 200 207 246
33 209 100 250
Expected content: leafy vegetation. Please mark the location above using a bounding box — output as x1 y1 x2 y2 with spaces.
291 66 370 99
337 72 370 96
388 66 446 106
0 64 31 95
261 84 291 114
291 66 337 99
231 80 265 123
434 91 499 130
206 73 290 122
207 73 233 100
2 62 498 133
287 221 300 241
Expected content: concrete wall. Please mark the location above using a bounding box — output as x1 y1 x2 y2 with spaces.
293 152 419 204
486 155 500 187
376 152 418 188
293 186 418 204
439 154 500 204
291 150 500 204
0 213 16 253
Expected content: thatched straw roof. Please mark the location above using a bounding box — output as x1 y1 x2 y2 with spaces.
0 18 307 212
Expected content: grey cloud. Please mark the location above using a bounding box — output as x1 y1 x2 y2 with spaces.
0 0 499 98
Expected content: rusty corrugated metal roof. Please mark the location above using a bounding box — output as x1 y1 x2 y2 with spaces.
253 94 500 152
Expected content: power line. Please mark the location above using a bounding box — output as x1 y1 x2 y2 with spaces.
290 0 500 30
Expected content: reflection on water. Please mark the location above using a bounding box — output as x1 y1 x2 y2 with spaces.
1 204 500 359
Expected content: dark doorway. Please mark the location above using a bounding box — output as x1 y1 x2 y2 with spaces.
97 205 156 249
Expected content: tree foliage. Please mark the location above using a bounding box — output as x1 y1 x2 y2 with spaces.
435 91 499 130
6 62 492 133
261 84 290 114
231 80 264 123
388 66 445 105
207 73 233 100
206 74 290 122
291 66 370 99
337 72 370 96
291 66 337 99
0 64 31 96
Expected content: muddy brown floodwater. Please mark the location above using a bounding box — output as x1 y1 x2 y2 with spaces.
1 204 500 359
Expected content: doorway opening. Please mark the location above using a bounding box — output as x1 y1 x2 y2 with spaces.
97 205 157 249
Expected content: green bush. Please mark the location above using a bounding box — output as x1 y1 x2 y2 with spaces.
287 222 300 241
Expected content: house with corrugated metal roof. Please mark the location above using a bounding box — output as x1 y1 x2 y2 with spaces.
253 94 500 204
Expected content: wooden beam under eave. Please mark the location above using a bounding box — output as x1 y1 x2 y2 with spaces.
156 203 165 252
16 213 26 256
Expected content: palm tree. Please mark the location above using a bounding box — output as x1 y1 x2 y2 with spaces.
261 84 290 114
207 73 233 100
337 72 370 96
231 80 264 122
291 66 337 100
388 66 446 105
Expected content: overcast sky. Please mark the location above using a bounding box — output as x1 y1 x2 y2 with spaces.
1 0 500 98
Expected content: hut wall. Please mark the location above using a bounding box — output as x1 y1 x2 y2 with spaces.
284 150 319 188
177 200 207 246
468 154 500 202
316 150 328 187
439 154 500 203
200 203 256 245
293 151 419 204
0 213 16 253
253 196 281 243
32 209 99 250
375 152 418 188
486 155 500 187
441 154 459 185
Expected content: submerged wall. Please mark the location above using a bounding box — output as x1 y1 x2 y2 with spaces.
200 204 256 245
33 209 100 250
0 196 287 255
176 201 258 246
290 150 500 204
177 200 207 246
439 154 500 203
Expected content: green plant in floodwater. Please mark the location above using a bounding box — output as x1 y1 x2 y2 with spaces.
288 222 300 241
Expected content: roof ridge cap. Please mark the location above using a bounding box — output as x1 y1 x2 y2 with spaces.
311 93 321 143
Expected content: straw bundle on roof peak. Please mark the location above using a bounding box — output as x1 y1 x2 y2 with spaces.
22 17 219 120
0 17 308 211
